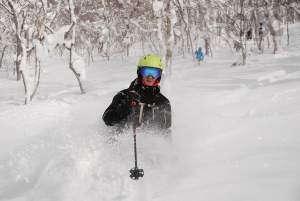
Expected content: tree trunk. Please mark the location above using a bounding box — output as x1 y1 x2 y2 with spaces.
126 45 129 57
0 46 7 69
21 71 30 104
30 47 41 101
204 38 212 56
164 0 173 76
69 46 85 94
67 0 85 94
16 39 22 81
175 0 193 56
265 5 278 54
242 46 247 65
286 19 290 46
19 39 31 105
7 0 22 81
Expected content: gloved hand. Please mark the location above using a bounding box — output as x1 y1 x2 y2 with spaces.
128 90 141 108
127 91 144 128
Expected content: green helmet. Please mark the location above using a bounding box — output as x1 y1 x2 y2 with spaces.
137 54 164 70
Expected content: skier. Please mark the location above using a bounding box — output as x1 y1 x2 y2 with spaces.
102 54 171 133
195 47 204 65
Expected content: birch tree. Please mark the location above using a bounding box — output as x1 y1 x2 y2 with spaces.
65 0 86 94
1 0 35 104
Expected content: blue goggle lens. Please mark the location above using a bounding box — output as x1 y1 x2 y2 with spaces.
139 67 161 79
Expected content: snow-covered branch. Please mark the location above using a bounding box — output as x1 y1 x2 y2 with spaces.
129 19 158 33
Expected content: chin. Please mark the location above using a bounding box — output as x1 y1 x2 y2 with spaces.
144 83 155 87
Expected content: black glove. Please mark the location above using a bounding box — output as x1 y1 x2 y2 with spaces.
127 91 144 128
127 90 141 108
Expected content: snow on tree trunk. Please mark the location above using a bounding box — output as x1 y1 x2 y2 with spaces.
153 0 165 56
30 40 44 101
153 0 176 76
5 0 35 104
164 0 175 76
19 38 31 104
7 0 22 81
175 0 194 57
69 48 86 94
0 46 7 69
264 3 279 54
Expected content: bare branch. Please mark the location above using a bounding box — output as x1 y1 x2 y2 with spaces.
0 2 13 15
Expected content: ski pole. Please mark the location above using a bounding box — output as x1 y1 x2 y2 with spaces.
129 103 145 180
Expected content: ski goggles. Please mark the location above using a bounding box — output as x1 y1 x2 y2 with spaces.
139 67 162 79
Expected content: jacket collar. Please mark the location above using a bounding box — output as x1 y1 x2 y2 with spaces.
128 78 160 103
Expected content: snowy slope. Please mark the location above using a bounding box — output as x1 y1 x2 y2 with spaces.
0 24 300 201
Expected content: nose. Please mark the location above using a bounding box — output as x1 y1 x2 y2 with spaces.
146 75 155 79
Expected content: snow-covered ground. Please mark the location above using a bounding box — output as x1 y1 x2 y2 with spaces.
1 24 300 201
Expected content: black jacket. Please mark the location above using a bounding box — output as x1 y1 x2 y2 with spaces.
102 79 171 130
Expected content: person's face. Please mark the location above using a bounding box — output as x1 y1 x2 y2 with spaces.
139 67 161 87
142 75 157 86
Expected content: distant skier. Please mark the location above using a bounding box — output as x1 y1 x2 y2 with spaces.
195 47 204 65
102 54 171 133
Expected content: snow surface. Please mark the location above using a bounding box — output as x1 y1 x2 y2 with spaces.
1 24 300 201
